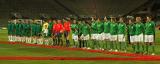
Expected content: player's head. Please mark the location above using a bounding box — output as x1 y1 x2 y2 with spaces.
136 17 141 22
119 17 124 22
57 19 61 23
73 19 76 24
146 16 152 22
96 17 100 22
111 17 115 22
104 16 108 21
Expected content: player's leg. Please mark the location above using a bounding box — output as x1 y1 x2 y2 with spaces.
149 35 155 55
140 34 145 53
114 35 118 52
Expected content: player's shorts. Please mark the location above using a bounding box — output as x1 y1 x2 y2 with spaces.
145 35 154 42
118 34 126 42
98 33 104 40
81 34 89 40
110 35 117 41
91 34 96 39
43 29 48 34
72 34 78 41
130 35 135 43
102 33 110 40
135 33 143 42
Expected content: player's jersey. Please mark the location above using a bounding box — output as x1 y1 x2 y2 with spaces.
71 24 78 35
110 22 118 35
118 22 126 34
7 22 11 35
56 23 63 33
25 24 31 37
64 21 71 32
91 21 97 34
36 24 42 35
21 23 26 36
78 22 83 35
128 23 135 36
135 22 144 35
145 21 155 35
10 23 15 35
52 23 57 33
103 21 110 33
96 21 103 34
15 23 20 35
81 23 90 35
42 22 49 31
48 22 53 30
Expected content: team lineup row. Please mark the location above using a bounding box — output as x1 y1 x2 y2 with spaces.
7 16 156 55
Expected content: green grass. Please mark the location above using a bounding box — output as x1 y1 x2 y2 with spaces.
0 30 7 41
0 43 124 57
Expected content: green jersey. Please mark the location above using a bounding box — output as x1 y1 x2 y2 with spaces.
128 23 135 36
35 24 42 34
7 22 11 35
96 21 103 34
30 23 37 36
71 24 78 35
10 23 15 35
22 23 26 36
110 22 118 35
81 23 90 35
15 23 20 35
25 24 31 37
118 22 126 34
145 21 155 35
78 23 83 35
103 21 110 33
91 21 97 34
135 22 144 35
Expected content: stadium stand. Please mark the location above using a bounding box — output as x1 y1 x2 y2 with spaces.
0 0 151 26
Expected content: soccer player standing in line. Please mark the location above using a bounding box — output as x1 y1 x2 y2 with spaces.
63 18 71 47
7 20 11 41
35 21 42 44
90 17 97 49
48 20 53 45
42 20 49 45
96 18 104 50
77 20 83 48
56 19 64 46
128 16 136 53
31 20 37 44
109 17 118 52
135 17 144 53
117 17 127 52
81 20 90 49
144 16 155 55
52 20 58 46
102 16 110 50
71 19 79 47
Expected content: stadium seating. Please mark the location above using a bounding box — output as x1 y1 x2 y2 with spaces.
0 0 148 26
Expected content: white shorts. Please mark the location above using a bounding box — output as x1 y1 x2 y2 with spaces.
135 34 143 42
81 34 89 40
102 33 110 40
145 35 154 42
110 35 117 41
95 34 99 40
130 36 135 43
118 34 126 42
91 34 96 39
72 34 78 41
43 29 48 33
